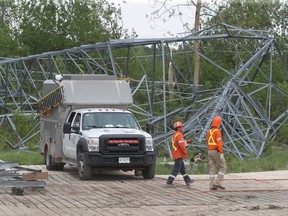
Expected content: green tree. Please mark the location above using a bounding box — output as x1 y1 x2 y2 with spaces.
205 0 281 29
0 1 19 58
2 0 126 55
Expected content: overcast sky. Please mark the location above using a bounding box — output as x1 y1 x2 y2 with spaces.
109 0 195 38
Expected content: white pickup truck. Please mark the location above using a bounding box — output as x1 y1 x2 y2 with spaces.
38 75 156 180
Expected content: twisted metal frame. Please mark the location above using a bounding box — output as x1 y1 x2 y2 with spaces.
1 23 288 159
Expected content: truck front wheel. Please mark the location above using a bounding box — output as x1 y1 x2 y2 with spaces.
77 153 91 180
44 146 55 170
142 164 155 179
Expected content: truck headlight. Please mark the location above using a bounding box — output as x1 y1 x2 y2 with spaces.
87 138 99 152
145 137 154 151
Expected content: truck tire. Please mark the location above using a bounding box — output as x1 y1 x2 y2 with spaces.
142 164 155 179
44 146 55 170
77 153 91 180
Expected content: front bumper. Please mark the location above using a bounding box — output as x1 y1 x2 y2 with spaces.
83 152 156 169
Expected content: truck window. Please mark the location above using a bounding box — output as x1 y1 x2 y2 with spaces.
67 112 76 123
71 113 81 132
82 112 140 130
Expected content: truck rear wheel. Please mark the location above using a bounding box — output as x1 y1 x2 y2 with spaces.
142 164 155 179
77 153 91 180
44 146 55 170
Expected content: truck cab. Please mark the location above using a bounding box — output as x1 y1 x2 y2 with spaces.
38 75 156 180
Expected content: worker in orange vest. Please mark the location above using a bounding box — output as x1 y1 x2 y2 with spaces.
206 115 227 190
166 121 194 187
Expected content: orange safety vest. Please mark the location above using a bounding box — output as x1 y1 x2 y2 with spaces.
171 131 188 160
207 127 223 153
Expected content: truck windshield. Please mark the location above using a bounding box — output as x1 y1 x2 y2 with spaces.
82 112 140 130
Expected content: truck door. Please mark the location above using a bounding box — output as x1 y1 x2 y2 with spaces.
63 112 81 159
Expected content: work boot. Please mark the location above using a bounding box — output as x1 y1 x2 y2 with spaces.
186 179 194 186
210 185 218 190
183 175 193 186
214 185 225 190
166 176 174 185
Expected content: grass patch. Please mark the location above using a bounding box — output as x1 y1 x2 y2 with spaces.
225 144 288 173
0 150 44 165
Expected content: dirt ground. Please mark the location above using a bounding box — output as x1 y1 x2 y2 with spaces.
0 165 287 216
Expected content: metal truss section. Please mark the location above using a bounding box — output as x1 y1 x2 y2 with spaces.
0 23 288 159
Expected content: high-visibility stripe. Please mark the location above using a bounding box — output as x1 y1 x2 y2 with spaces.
169 175 176 179
183 174 188 177
208 129 217 146
172 134 179 151
179 139 187 146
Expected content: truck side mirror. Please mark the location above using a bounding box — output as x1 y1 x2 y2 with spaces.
63 122 72 134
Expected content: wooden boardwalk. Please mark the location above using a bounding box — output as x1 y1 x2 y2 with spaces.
0 165 287 215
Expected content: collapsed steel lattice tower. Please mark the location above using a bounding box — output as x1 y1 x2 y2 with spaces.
1 23 288 159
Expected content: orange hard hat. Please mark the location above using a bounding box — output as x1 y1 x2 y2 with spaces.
174 121 183 129
211 116 221 128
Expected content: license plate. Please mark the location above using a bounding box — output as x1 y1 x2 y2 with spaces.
118 157 130 163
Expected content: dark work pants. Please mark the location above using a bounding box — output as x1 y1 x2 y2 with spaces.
166 158 191 185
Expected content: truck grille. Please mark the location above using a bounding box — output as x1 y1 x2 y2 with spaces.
100 135 145 154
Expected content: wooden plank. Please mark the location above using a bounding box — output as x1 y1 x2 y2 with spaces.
22 172 48 181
